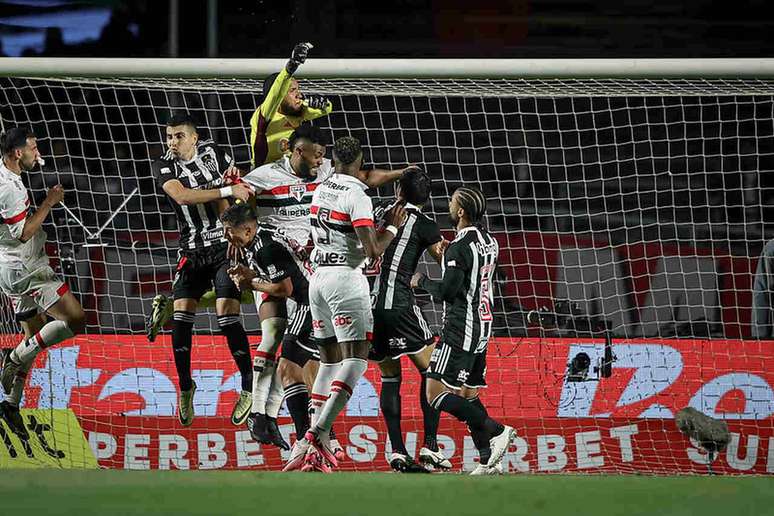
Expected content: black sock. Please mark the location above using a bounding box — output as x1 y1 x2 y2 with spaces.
172 311 195 391
284 382 310 437
218 315 252 391
432 391 501 462
467 396 492 463
419 370 439 451
380 376 407 455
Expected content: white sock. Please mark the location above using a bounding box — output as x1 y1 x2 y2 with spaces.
265 366 284 418
315 358 367 434
251 317 286 414
11 320 73 366
3 361 31 406
309 361 341 428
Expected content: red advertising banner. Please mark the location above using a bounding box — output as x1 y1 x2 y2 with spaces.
7 335 774 473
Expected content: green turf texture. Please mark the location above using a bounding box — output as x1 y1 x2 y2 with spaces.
1 470 771 516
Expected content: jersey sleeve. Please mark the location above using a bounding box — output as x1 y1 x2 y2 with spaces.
443 240 470 271
250 68 293 166
0 187 28 240
316 158 334 182
151 159 177 190
420 218 443 248
345 188 375 228
258 242 294 282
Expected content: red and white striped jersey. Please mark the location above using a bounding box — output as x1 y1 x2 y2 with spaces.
242 156 334 245
309 173 374 270
0 162 46 267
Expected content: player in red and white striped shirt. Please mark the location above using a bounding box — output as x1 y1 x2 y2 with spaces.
0 127 85 439
296 136 406 472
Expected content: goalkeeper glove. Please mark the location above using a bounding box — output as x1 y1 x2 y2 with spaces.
303 94 330 110
286 42 313 75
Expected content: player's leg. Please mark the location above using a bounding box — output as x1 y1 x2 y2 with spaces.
247 296 287 444
214 257 253 426
168 253 207 426
462 352 514 472
306 271 373 468
409 344 450 470
277 305 314 440
425 341 510 472
0 311 45 439
2 271 85 394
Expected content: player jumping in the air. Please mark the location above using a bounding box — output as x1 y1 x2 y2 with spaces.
145 41 331 340
151 113 254 427
241 123 408 459
368 167 451 472
249 42 332 168
0 127 86 439
411 187 515 475
220 202 316 452
292 136 406 472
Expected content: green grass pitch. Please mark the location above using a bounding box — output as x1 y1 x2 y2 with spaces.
1 470 772 516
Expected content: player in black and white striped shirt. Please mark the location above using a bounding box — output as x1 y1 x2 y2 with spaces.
411 187 514 475
151 112 254 428
367 167 450 472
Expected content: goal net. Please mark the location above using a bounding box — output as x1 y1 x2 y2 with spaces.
1 63 773 473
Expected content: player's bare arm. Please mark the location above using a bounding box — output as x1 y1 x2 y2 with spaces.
162 179 251 205
354 203 407 259
19 184 63 242
363 165 412 189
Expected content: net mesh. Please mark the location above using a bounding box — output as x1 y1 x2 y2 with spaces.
1 75 773 473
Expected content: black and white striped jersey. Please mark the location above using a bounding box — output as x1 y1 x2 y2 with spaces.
244 224 311 305
440 226 499 352
152 139 233 251
369 200 442 311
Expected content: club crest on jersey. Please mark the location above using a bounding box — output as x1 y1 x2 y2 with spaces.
289 184 306 201
201 154 218 173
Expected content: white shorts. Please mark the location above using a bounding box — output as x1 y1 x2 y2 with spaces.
310 268 373 343
0 261 68 321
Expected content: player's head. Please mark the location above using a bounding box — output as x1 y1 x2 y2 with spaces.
332 136 364 179
397 166 431 206
220 202 258 248
165 112 198 161
0 127 40 172
450 186 487 227
263 72 303 117
288 123 326 179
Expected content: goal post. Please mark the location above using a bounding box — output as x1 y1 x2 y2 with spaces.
1 58 773 473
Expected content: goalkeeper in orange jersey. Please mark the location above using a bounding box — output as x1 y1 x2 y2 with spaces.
146 42 332 341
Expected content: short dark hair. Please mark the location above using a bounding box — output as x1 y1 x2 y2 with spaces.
220 202 257 227
262 72 279 99
0 127 34 155
166 112 197 133
455 186 487 223
332 136 362 166
399 166 432 205
289 123 326 149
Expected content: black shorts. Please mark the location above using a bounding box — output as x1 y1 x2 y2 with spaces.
369 306 435 362
172 244 241 301
427 338 488 389
281 304 320 366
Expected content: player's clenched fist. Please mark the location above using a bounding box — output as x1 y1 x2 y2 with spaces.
43 184 64 207
303 94 329 110
286 42 313 74
227 263 256 290
230 183 253 202
410 272 425 290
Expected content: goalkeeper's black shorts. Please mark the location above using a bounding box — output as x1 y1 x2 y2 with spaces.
172 243 241 301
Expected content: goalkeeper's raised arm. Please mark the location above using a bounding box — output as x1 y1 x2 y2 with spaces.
249 42 333 167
